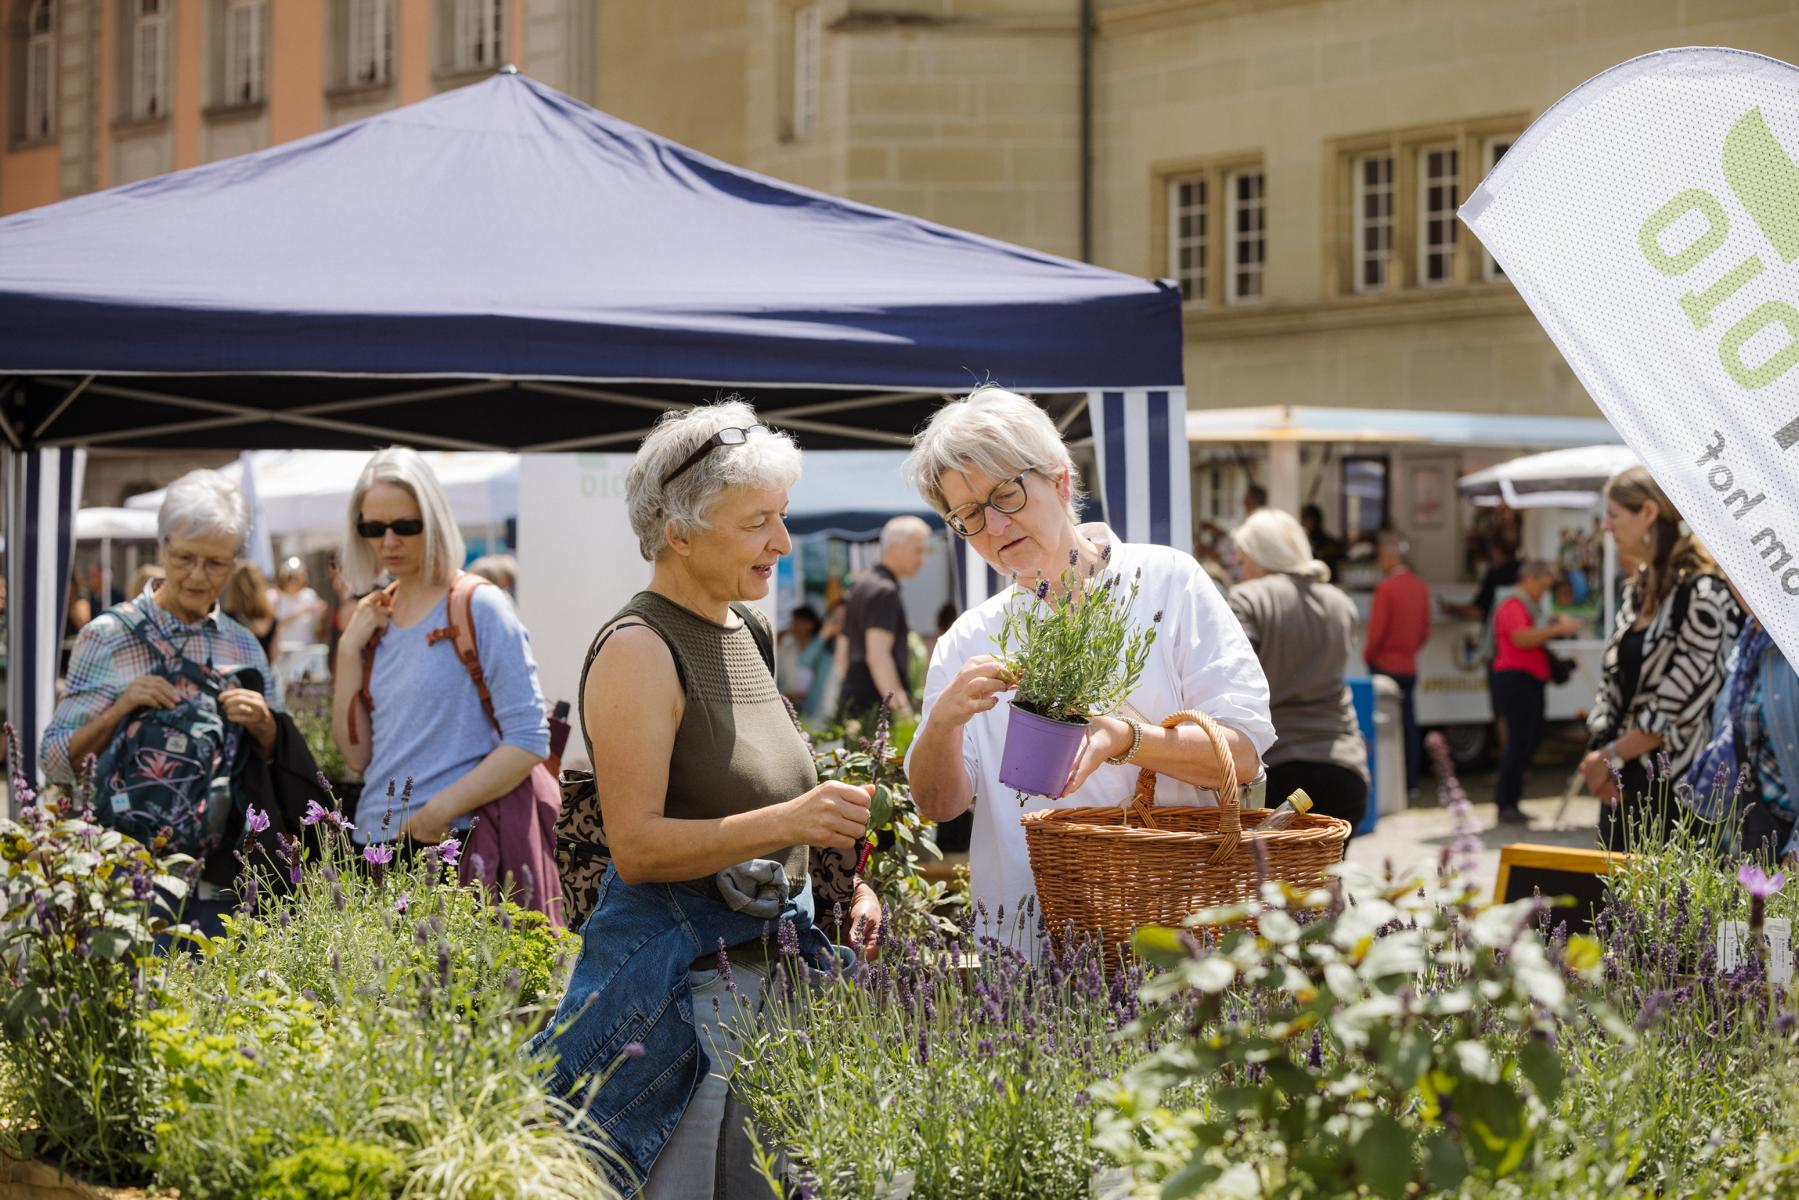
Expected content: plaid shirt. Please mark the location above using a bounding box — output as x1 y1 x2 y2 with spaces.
43 582 274 785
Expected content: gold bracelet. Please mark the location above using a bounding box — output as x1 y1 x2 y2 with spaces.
1106 718 1145 766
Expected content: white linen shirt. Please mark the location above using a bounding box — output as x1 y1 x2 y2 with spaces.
907 524 1275 932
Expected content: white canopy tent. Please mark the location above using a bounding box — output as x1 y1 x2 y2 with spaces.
1457 443 1642 509
124 450 520 538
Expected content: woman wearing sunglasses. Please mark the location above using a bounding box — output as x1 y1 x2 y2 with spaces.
902 386 1276 940
331 448 551 854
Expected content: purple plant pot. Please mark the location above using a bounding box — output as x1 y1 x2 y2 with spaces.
998 703 1090 797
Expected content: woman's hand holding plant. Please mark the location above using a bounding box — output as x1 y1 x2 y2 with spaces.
782 781 873 850
935 655 1017 728
1057 713 1136 797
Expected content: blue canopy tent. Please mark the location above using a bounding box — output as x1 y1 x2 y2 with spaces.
0 69 1188 786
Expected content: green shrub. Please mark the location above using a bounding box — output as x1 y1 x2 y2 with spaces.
256 1135 405 1200
0 788 189 1185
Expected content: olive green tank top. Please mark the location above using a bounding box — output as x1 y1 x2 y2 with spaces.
580 591 814 895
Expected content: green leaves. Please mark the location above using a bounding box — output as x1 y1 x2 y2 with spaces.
992 559 1158 721
1351 1113 1413 1197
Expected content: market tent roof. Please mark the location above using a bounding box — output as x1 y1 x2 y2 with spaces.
123 450 519 536
74 506 159 540
1457 443 1641 508
1186 406 1621 448
0 70 1180 453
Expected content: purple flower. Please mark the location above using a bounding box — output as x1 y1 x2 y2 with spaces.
289 862 303 886
1068 548 1079 566
1035 579 1050 601
363 843 395 866
326 809 355 833
302 799 327 827
245 806 270 835
621 1041 646 1059
1739 863 1786 900
435 838 461 867
394 891 411 915
1101 543 1113 562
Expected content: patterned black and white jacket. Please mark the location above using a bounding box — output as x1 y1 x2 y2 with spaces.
1586 571 1743 780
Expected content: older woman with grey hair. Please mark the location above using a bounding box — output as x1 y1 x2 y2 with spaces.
903 385 1276 935
533 399 881 1198
43 469 278 931
1228 508 1369 832
46 469 276 782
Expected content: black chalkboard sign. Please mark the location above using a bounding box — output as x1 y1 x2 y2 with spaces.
1492 844 1631 936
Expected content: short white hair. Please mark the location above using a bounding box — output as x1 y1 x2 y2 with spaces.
902 385 1082 524
158 469 251 552
625 399 803 562
880 515 931 552
342 447 466 592
1235 508 1331 582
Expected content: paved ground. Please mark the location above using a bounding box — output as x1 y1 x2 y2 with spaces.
1348 759 1602 902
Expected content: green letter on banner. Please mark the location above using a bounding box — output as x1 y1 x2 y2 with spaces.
1724 107 1799 263
1720 301 1799 389
1640 190 1729 275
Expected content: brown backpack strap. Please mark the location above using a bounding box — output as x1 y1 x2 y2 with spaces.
432 572 502 738
347 581 401 747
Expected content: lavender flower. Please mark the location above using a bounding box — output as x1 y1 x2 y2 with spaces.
245 806 270 835
394 891 411 915
435 838 462 867
363 843 395 867
621 1041 646 1059
1035 579 1051 601
1738 863 1785 900
301 799 327 826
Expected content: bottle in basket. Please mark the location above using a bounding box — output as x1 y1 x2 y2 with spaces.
1254 788 1314 834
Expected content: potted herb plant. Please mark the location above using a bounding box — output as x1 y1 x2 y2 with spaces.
992 552 1159 797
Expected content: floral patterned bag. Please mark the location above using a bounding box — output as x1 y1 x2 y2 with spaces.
91 602 234 858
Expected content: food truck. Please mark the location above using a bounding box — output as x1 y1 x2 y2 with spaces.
1185 406 1633 764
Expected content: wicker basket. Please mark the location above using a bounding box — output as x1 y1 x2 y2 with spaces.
1020 709 1351 967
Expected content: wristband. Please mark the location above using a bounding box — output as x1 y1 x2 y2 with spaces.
1106 718 1145 767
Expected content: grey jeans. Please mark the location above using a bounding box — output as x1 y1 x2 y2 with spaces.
641 960 778 1200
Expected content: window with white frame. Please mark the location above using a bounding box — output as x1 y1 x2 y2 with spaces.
1482 138 1511 280
348 0 392 86
1225 169 1265 304
131 0 169 119
1417 143 1459 286
24 0 54 141
452 0 503 72
1166 175 1207 304
792 4 820 140
1352 153 1393 293
223 0 266 106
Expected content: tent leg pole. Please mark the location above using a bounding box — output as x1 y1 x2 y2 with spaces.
3 447 21 814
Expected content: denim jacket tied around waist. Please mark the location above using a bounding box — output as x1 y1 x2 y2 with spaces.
528 862 835 1193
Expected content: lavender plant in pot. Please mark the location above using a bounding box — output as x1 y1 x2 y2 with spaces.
992 552 1159 796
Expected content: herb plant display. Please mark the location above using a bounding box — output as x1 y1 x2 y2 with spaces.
993 549 1160 725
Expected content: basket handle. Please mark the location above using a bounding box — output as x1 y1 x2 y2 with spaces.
1126 710 1241 865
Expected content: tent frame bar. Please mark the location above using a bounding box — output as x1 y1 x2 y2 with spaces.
33 374 94 440
39 379 508 451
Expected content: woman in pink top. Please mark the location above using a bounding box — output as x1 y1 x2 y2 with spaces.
1489 561 1583 823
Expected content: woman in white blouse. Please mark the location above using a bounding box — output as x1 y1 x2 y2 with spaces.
902 387 1275 930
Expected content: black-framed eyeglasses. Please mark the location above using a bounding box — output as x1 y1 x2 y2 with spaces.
662 425 768 487
356 518 426 539
945 473 1030 537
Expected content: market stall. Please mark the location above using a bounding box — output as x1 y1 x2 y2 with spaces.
0 71 1188 784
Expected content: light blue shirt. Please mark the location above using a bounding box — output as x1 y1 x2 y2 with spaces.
353 585 550 843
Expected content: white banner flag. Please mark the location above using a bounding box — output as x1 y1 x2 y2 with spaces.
1462 47 1799 663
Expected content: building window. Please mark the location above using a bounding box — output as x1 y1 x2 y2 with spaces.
23 0 54 141
347 0 392 86
223 0 266 106
1342 456 1390 540
1353 153 1394 294
1417 143 1459 287
1482 137 1512 281
1167 175 1207 303
451 0 503 72
130 0 169 119
1225 169 1265 304
792 4 820 140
